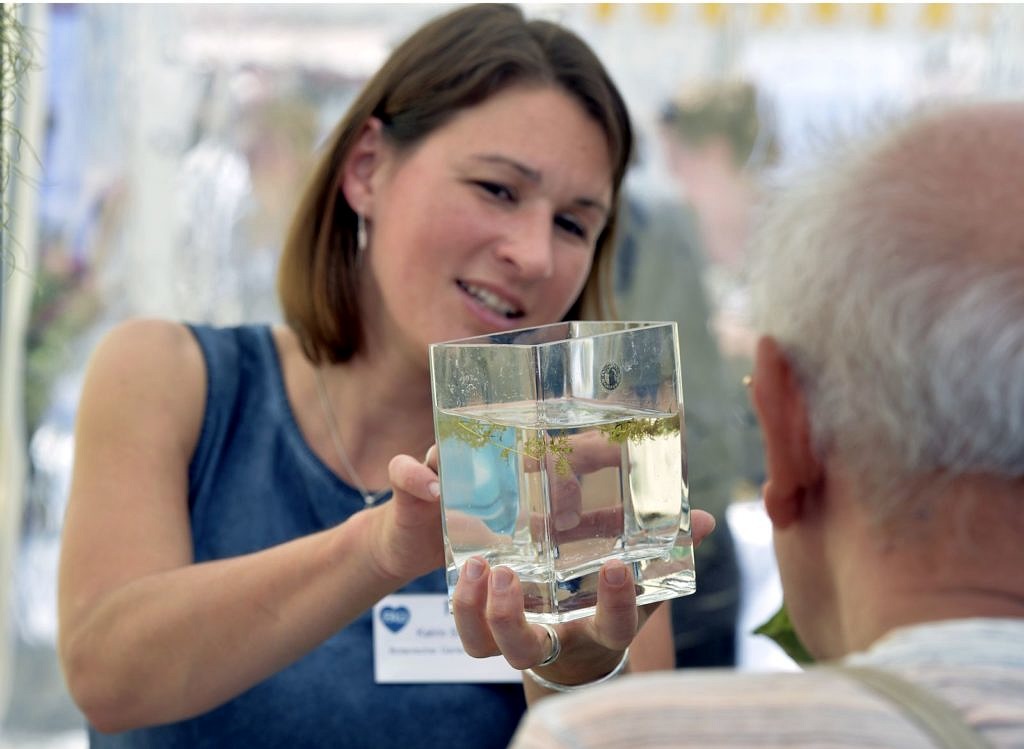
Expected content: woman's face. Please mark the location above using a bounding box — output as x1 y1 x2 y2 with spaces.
361 85 614 359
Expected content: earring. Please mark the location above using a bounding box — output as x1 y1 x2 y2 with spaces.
356 213 368 257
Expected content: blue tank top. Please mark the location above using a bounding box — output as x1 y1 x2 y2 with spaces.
89 324 526 748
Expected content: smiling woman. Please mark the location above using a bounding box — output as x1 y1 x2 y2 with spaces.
341 85 612 346
52 4 697 748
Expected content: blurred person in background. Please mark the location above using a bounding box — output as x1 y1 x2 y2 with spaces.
457 98 1024 748
57 5 712 747
659 78 778 364
613 191 741 669
611 79 780 668
661 80 778 491
176 83 320 325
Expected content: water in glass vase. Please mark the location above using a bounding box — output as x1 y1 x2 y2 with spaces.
435 398 695 623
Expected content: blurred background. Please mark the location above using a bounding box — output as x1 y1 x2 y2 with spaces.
2 3 1023 747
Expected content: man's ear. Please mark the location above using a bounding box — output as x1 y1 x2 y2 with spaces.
338 117 386 217
750 336 822 529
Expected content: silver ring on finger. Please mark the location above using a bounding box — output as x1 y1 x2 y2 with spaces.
536 623 561 667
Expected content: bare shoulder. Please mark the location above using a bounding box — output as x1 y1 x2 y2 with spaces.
88 317 202 368
78 318 206 458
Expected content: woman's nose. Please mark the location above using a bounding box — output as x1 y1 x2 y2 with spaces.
494 210 554 279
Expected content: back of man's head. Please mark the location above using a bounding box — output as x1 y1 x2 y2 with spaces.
748 100 1024 519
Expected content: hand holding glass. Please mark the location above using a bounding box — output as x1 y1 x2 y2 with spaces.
429 321 696 623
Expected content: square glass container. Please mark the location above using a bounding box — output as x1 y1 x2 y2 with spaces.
429 321 695 623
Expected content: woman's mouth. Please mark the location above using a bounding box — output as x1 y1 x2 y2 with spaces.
457 280 524 319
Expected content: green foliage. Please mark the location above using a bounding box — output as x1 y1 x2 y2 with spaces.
598 413 680 444
24 255 101 437
753 603 815 665
436 414 577 477
436 411 681 480
2 4 39 246
435 415 504 449
524 434 573 477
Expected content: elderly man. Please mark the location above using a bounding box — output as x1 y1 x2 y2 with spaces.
454 100 1024 748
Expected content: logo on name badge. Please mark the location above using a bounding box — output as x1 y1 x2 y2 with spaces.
600 362 621 390
380 606 411 633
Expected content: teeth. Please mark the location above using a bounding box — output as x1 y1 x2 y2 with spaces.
459 281 522 317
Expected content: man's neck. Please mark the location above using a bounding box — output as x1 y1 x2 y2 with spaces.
831 474 1024 656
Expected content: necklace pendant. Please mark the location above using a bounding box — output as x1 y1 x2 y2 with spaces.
363 488 391 506
315 366 393 509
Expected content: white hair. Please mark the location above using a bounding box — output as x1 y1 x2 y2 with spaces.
748 100 1024 513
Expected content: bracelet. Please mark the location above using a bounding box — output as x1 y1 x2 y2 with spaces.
524 648 629 692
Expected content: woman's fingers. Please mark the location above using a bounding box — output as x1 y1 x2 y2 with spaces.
590 560 639 650
566 430 623 475
690 508 716 548
372 455 444 580
588 510 713 649
453 560 552 669
387 454 441 506
547 471 583 532
484 567 551 670
451 557 499 657
423 444 439 472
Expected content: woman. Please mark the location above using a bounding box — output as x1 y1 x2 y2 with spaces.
58 4 713 747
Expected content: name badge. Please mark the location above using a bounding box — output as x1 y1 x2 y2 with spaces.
372 593 520 683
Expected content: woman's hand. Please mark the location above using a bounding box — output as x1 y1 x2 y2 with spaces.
370 446 447 583
451 509 716 699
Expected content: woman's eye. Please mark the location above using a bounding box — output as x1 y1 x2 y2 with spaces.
555 214 587 240
475 181 516 202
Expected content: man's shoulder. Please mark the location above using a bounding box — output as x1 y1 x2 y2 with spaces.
514 647 1024 749
854 618 1024 668
513 668 908 748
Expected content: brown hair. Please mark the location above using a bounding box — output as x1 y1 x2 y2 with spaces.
277 3 634 364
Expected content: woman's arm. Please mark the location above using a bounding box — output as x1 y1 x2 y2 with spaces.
58 319 443 732
628 604 674 672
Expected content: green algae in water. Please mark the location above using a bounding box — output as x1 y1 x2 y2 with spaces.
435 407 680 478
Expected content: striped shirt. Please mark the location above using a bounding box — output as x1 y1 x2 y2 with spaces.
512 618 1024 748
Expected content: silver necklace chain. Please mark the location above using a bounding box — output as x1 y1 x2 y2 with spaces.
313 366 390 506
